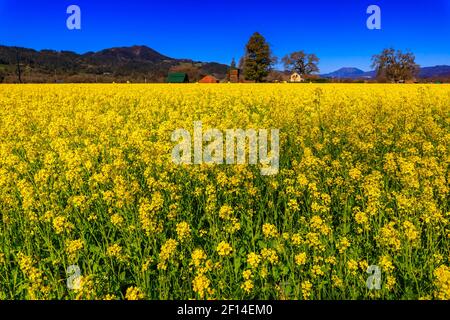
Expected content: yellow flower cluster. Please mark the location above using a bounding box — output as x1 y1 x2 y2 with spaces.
52 216 74 235
106 244 123 260
295 252 307 266
434 265 450 300
261 248 279 264
110 213 124 227
262 223 278 239
176 221 191 241
158 239 178 270
66 239 84 261
125 286 145 300
216 241 233 257
192 273 211 299
247 252 261 269
16 252 49 298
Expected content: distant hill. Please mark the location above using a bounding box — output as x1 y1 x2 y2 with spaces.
85 46 173 64
418 65 450 79
0 45 229 83
321 67 373 79
321 66 450 80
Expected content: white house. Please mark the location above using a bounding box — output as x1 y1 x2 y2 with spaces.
290 72 304 83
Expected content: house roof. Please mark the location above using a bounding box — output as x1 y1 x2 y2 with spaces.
167 72 189 83
199 75 219 83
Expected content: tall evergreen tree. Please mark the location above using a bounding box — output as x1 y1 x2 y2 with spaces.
242 32 275 82
230 57 236 70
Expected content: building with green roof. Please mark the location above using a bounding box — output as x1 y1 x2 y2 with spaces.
167 72 189 83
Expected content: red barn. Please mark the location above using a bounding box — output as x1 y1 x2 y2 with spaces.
199 75 219 83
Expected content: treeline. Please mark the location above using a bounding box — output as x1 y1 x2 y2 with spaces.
235 32 447 83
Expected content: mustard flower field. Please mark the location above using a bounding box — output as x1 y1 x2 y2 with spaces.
0 84 448 300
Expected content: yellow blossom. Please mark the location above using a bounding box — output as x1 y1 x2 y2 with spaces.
125 287 145 300
216 241 233 257
176 221 191 241
295 252 307 266
262 223 278 239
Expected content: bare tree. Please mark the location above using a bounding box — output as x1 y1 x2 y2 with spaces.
372 48 419 82
282 51 319 76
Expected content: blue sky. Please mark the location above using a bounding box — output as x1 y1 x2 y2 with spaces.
0 0 449 73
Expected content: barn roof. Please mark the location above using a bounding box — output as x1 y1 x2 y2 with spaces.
167 72 189 83
199 75 219 83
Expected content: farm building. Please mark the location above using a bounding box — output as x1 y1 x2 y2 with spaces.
167 72 189 83
229 69 240 83
199 75 219 83
290 72 305 83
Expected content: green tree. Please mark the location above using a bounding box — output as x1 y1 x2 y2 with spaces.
230 57 236 70
227 58 237 82
282 51 320 75
242 32 275 82
372 48 419 82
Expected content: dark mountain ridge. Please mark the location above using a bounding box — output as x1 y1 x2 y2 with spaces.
0 45 229 83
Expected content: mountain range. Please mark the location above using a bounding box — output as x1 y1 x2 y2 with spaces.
321 66 450 80
0 45 229 83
